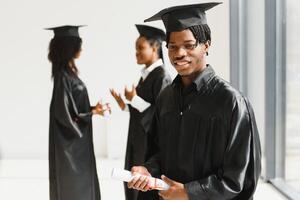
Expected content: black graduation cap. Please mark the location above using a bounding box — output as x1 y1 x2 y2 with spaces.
144 2 222 32
135 24 166 41
45 25 85 38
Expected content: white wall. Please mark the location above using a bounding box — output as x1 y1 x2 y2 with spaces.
0 0 229 159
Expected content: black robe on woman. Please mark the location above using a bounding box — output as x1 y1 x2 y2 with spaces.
144 65 261 200
124 66 171 200
49 70 100 200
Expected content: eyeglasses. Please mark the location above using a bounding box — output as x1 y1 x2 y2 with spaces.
166 41 199 52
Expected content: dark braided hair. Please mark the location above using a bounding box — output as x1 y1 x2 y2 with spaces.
166 24 211 55
48 36 82 78
143 36 164 62
189 25 211 44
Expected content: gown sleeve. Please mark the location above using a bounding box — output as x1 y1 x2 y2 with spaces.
184 97 261 200
53 75 91 138
140 75 171 133
68 92 92 124
130 95 151 112
143 109 162 177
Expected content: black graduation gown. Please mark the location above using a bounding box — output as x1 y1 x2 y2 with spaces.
144 65 261 200
124 66 171 200
49 71 100 200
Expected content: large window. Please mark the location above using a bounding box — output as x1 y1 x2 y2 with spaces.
285 0 300 193
231 0 300 198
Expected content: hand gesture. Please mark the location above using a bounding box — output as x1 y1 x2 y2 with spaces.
110 88 126 110
124 84 136 102
92 101 111 116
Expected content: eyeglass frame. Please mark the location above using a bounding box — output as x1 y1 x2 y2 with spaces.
166 41 200 52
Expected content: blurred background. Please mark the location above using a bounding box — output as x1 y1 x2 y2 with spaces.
0 0 299 199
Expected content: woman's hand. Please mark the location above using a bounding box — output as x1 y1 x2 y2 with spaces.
110 88 126 110
92 102 111 116
124 84 136 102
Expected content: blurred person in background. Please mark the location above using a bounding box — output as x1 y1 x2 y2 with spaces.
110 24 172 200
47 25 110 200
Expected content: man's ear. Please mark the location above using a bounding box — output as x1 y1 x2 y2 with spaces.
204 41 210 55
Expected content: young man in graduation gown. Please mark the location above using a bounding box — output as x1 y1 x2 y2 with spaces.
110 25 172 200
128 3 261 200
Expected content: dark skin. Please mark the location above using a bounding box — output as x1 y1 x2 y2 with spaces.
168 29 210 87
110 36 160 109
135 36 159 67
109 89 126 110
91 102 111 115
128 29 210 200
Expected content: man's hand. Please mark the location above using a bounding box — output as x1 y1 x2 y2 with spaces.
124 84 136 102
110 88 126 110
159 175 189 200
127 166 151 192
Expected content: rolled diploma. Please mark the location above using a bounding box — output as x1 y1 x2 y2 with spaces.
111 168 170 190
